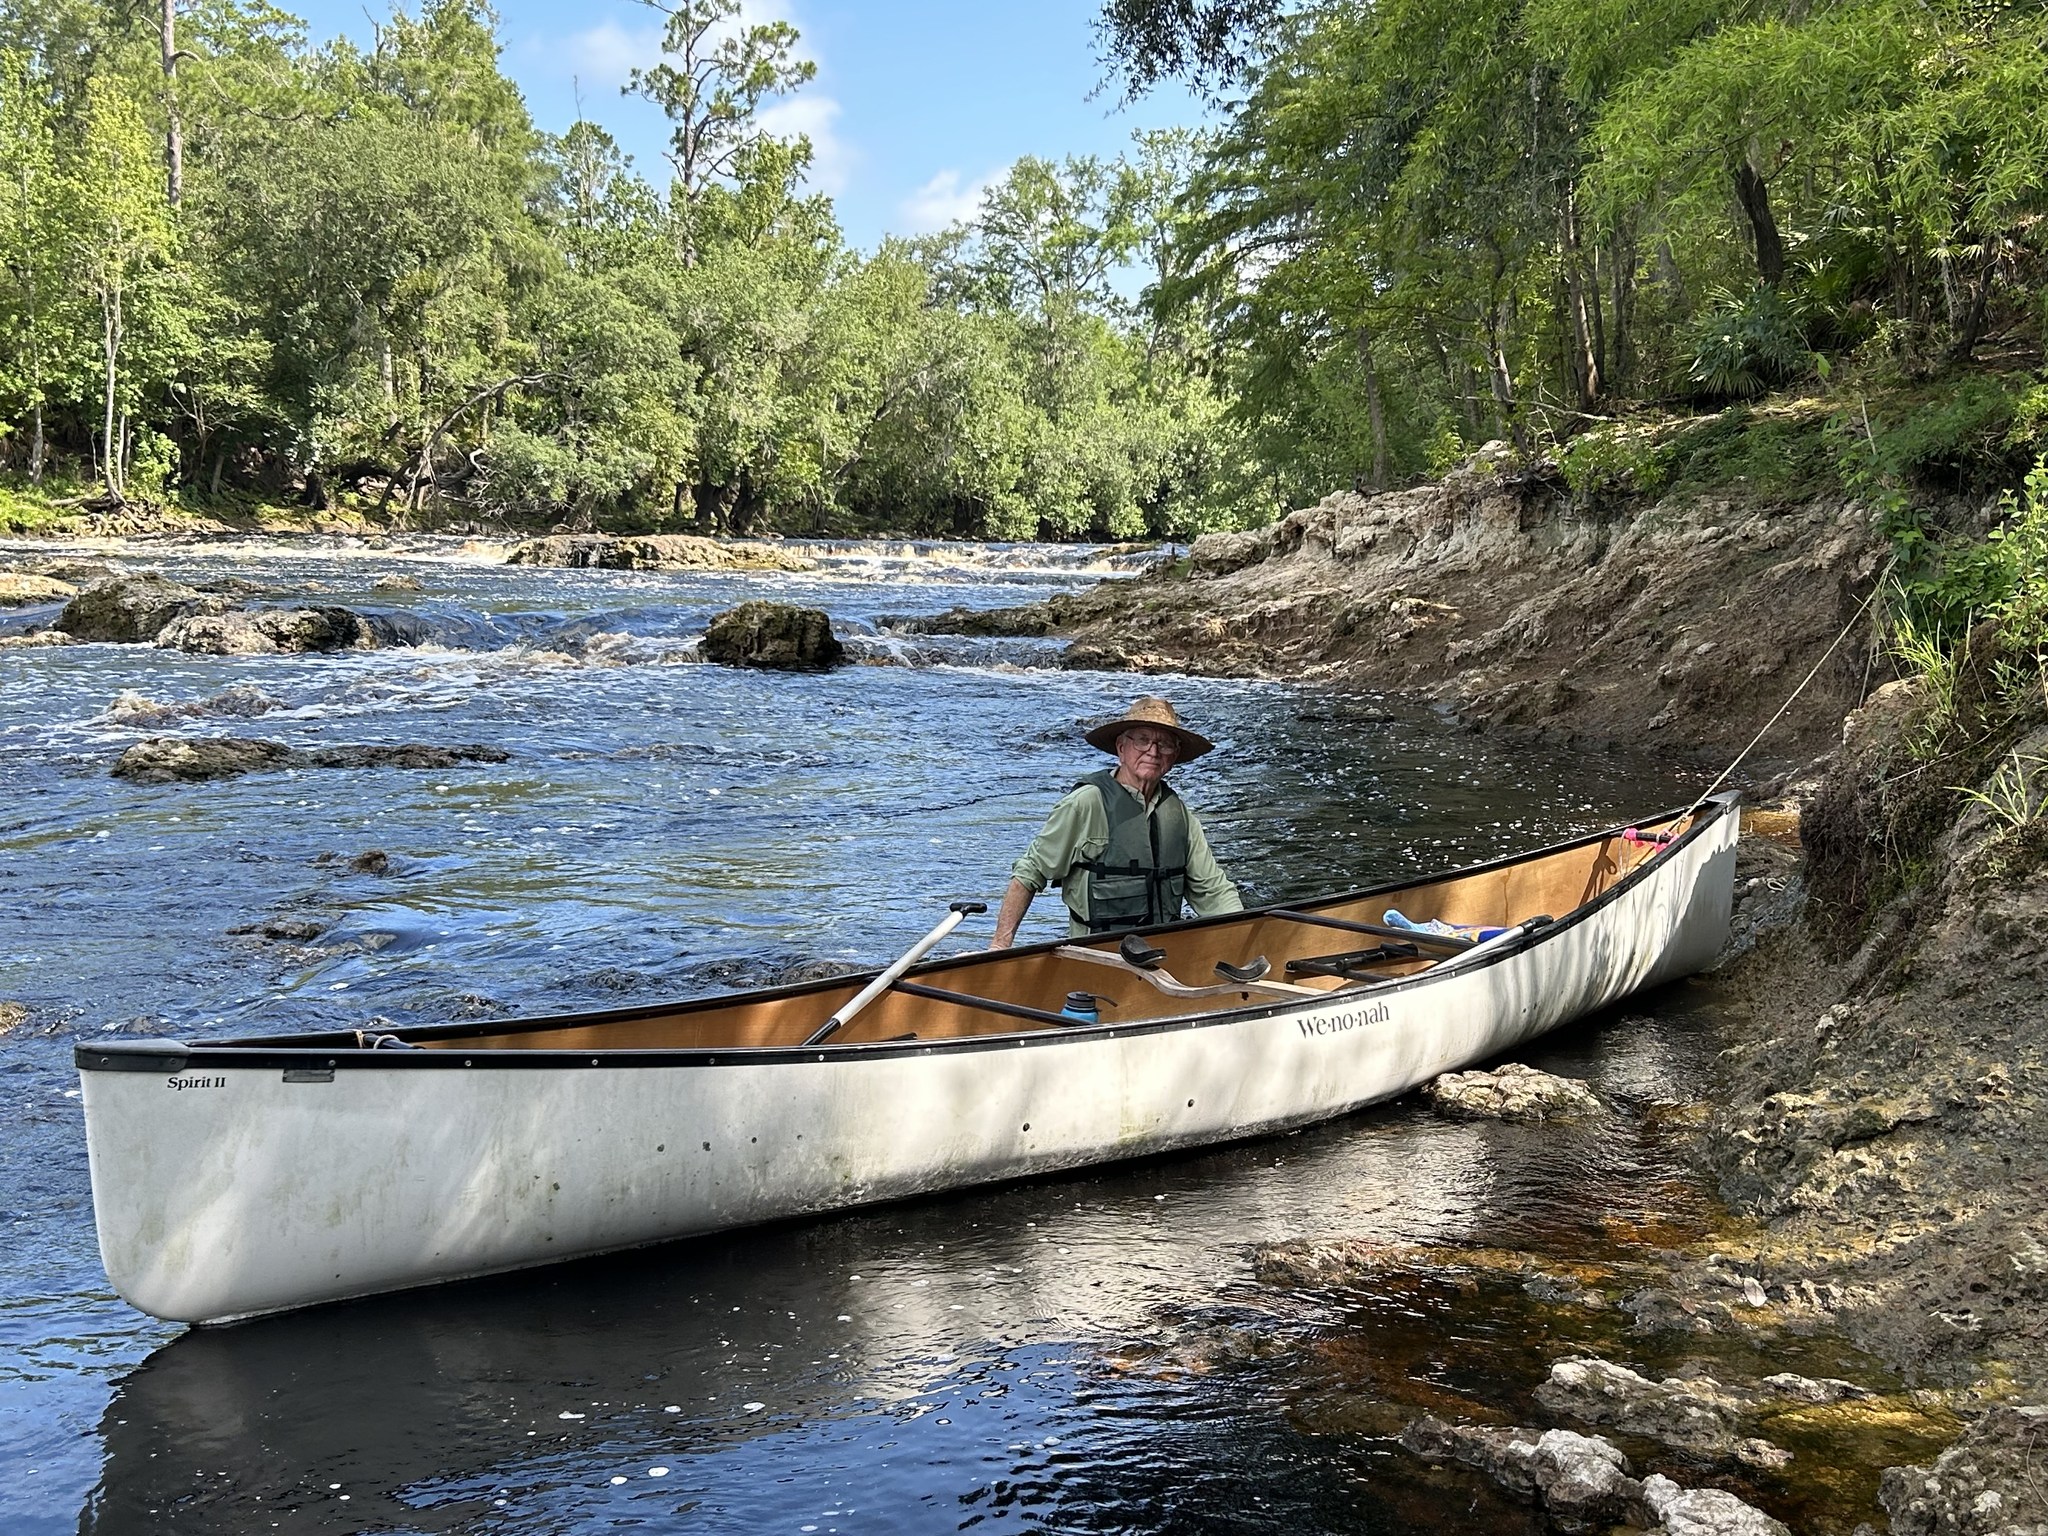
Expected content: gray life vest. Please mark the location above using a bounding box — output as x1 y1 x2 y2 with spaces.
1063 768 1190 932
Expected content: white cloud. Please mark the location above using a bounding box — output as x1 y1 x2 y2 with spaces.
760 95 853 195
558 19 665 89
899 168 997 234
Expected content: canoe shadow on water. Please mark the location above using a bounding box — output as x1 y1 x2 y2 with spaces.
78 994 1720 1536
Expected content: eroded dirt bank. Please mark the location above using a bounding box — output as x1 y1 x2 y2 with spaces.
1691 681 2048 1534
901 449 1889 773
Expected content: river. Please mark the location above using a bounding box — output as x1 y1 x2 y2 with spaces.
1 536 1726 1534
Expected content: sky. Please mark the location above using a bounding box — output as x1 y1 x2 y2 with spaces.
285 0 1211 251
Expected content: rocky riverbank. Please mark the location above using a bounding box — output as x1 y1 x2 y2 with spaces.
892 445 1891 773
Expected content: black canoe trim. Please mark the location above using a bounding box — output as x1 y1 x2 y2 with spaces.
77 1041 192 1074
74 794 1737 1075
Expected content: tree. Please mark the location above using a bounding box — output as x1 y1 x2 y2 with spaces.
627 0 814 266
0 50 69 481
66 73 181 499
1096 0 1281 95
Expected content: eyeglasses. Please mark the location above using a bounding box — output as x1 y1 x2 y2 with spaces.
1121 735 1179 758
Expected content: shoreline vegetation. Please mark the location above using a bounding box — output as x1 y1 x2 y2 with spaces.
8 0 2048 1526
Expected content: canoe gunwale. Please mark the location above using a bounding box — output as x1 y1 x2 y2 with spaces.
75 793 1738 1077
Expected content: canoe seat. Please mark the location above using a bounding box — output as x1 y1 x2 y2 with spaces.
1284 941 1422 982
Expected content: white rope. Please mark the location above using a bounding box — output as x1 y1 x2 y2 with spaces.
1682 572 1889 821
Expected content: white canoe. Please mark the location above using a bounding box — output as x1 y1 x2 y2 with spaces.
77 794 1739 1324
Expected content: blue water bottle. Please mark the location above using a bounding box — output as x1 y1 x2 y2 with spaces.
1061 991 1101 1025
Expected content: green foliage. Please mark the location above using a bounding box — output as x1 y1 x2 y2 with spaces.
1954 749 2048 831
3 0 2043 540
1659 407 1836 498
1883 457 2048 766
1685 286 1815 400
0 0 1264 539
1557 425 1674 501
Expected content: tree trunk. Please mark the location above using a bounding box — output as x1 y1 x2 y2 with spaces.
1945 240 1998 364
161 0 183 207
1655 238 1689 313
1355 326 1387 492
101 291 123 500
28 401 43 485
1559 186 1602 409
1606 226 1637 395
209 441 225 497
1733 155 1785 287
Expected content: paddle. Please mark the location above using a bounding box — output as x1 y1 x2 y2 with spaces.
802 900 988 1047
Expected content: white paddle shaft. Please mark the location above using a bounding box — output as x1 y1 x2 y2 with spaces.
818 906 977 1039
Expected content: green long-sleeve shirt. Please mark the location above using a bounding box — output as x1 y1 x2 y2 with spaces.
1010 777 1244 936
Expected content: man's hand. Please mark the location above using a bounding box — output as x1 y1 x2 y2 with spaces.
988 878 1035 950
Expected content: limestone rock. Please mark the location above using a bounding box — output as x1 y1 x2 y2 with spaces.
1640 1473 1790 1536
702 601 843 671
1423 1061 1603 1121
1536 1358 1749 1457
1399 1416 1639 1529
112 738 509 784
879 603 1054 638
0 1001 27 1035
0 572 76 604
1188 526 1274 577
0 631 76 649
55 573 224 643
306 744 509 771
226 917 327 942
155 606 377 655
31 559 117 586
1881 1404 2048 1536
1759 1372 1871 1404
504 534 811 572
111 737 297 783
104 686 285 728
1401 1414 1791 1535
371 573 423 591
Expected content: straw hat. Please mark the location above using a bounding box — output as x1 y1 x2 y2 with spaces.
1083 696 1214 760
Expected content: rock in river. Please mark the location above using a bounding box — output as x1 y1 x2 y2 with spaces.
55 573 226 643
1639 1475 1790 1536
1399 1415 1791 1535
112 738 509 784
504 534 812 572
1534 1357 1791 1469
1422 1060 1602 1121
702 601 844 671
1882 1404 2048 1536
1399 1416 1641 1528
112 738 297 782
0 572 76 605
156 606 379 655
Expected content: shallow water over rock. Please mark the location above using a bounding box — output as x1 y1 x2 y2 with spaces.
0 534 1866 1534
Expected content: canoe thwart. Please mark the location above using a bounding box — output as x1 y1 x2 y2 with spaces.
1267 909 1474 952
893 982 1076 1029
1284 942 1423 981
1054 944 1325 1000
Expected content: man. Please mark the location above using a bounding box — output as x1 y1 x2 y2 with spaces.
988 696 1243 949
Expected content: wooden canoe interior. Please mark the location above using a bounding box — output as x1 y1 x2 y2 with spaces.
421 815 1689 1055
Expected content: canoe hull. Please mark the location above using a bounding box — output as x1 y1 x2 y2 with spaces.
80 802 1737 1324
